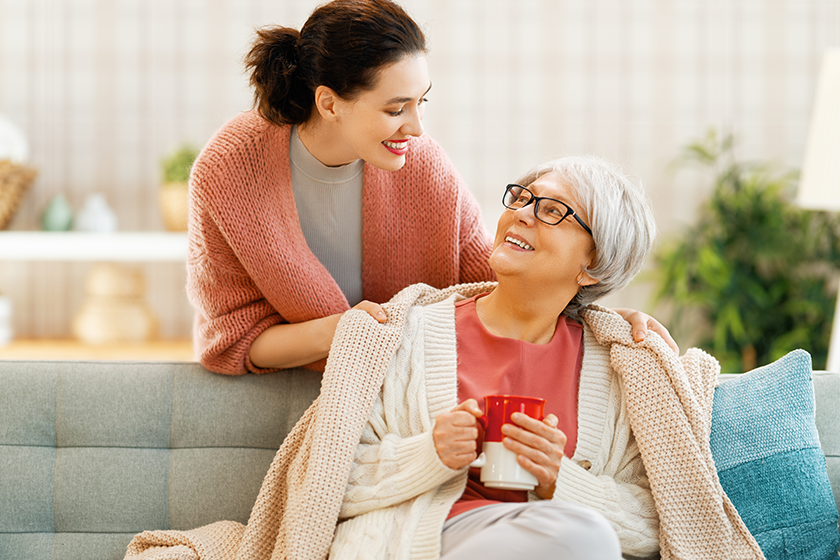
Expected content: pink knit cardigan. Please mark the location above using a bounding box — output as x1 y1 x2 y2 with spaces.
186 112 494 375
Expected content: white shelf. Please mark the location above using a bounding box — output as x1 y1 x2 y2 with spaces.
0 232 188 262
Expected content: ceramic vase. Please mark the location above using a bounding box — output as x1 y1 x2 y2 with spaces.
40 194 73 231
159 182 188 231
74 193 118 233
71 264 157 344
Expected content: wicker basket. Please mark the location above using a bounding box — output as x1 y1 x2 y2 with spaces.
0 160 37 230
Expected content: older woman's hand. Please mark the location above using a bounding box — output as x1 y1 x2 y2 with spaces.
613 307 680 354
501 412 567 500
433 399 482 470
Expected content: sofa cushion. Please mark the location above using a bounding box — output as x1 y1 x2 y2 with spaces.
711 349 840 559
0 361 322 560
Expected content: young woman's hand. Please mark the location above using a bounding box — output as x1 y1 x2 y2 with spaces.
501 412 568 500
613 307 679 355
348 300 388 323
432 399 482 470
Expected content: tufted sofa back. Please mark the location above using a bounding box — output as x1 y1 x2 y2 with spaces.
0 361 321 560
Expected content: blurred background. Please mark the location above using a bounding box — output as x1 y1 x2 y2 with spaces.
0 0 838 367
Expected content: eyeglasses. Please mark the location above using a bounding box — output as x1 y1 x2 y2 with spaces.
502 184 592 235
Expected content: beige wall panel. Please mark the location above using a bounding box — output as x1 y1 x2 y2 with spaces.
0 0 838 339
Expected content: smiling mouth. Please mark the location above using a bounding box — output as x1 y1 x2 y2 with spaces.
505 236 534 251
382 140 408 154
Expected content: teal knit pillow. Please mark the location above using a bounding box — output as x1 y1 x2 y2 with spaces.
711 349 840 559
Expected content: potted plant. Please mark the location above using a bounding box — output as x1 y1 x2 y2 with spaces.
158 144 199 231
652 130 840 372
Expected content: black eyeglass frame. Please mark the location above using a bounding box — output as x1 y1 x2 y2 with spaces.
502 184 593 236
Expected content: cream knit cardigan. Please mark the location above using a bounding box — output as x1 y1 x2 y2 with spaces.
125 283 763 560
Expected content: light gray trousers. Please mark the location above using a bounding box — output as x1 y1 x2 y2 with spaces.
440 501 623 560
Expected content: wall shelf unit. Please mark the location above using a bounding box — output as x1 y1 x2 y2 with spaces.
0 231 188 262
0 232 191 356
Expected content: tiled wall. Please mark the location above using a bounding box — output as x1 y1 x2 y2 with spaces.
0 0 838 340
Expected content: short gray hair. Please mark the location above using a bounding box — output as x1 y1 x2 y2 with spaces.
514 155 657 318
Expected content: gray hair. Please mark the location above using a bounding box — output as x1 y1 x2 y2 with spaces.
514 155 657 318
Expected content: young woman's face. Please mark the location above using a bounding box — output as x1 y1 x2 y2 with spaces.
489 172 596 291
332 54 431 171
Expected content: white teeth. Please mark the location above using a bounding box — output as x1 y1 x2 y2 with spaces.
505 236 533 250
383 140 406 149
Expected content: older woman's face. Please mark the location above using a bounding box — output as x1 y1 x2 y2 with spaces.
489 172 596 291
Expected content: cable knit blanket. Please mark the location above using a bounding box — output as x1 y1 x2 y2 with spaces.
124 283 763 560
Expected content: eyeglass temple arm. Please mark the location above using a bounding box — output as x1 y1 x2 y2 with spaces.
571 213 593 235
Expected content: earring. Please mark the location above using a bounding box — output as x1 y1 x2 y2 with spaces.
577 276 584 285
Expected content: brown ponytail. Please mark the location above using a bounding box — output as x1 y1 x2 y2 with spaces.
244 26 310 125
245 0 426 127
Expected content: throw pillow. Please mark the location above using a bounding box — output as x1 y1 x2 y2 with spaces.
710 349 840 560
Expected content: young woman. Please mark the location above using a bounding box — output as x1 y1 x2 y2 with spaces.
186 0 675 375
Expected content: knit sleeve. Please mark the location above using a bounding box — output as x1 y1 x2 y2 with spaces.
187 174 287 375
455 181 495 284
551 449 659 557
338 429 461 520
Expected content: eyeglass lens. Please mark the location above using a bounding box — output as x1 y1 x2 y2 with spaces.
503 185 572 226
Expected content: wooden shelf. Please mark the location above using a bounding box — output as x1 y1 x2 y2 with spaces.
0 338 194 362
0 231 187 262
0 232 191 347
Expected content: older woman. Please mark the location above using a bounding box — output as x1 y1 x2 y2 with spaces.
125 156 760 560
315 156 759 560
431 157 657 558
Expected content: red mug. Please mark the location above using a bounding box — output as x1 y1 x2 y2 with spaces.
478 394 546 442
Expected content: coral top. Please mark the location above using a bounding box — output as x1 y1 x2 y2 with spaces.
450 293 583 519
186 111 494 374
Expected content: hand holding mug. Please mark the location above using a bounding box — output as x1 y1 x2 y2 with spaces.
501 411 567 499
433 399 482 470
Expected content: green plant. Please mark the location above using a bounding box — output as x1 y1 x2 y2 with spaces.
653 130 840 372
161 144 200 184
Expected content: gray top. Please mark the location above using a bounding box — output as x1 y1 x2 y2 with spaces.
289 126 365 306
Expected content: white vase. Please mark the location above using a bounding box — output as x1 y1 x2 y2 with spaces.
0 294 12 346
74 193 118 233
0 114 29 163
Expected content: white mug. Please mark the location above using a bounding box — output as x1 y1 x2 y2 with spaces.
471 441 538 491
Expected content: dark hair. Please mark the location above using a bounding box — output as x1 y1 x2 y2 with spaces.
244 0 427 126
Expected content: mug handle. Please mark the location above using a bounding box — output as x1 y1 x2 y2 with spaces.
468 414 489 467
469 452 486 468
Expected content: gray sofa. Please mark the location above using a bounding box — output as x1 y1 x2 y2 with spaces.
1 360 838 560
0 361 322 560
